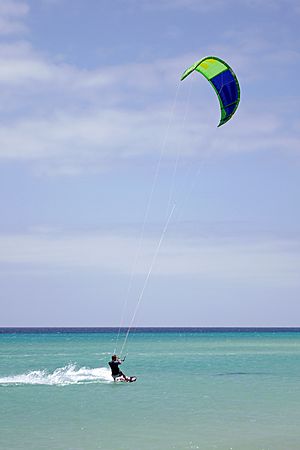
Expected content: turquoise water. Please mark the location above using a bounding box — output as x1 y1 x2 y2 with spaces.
1 329 300 450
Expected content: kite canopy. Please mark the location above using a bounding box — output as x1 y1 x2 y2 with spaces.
181 56 240 127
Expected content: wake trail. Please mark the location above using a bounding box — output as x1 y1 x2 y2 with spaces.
0 364 113 386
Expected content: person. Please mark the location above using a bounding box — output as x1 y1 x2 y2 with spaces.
108 354 129 382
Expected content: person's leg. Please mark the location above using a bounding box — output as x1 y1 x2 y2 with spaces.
119 371 129 381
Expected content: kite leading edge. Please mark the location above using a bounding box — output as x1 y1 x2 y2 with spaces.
181 56 240 127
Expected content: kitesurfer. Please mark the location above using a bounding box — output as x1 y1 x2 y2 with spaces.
109 354 129 382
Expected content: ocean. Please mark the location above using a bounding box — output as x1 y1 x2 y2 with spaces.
1 328 300 450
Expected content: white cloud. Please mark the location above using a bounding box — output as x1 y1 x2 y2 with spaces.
0 230 299 286
0 98 298 173
0 42 81 85
0 41 183 96
0 0 28 35
0 105 296 182
0 31 299 173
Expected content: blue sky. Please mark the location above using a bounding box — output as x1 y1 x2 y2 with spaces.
1 0 300 327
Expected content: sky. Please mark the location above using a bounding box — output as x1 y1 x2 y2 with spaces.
1 0 300 327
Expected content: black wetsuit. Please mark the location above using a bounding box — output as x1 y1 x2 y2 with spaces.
109 360 123 378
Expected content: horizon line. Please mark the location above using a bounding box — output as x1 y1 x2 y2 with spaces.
1 326 300 333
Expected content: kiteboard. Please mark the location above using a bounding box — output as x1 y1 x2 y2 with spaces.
115 376 137 383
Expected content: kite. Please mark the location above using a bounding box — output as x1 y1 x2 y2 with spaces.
181 56 240 126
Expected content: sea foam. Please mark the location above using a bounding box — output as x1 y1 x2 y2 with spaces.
0 364 113 386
